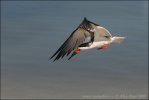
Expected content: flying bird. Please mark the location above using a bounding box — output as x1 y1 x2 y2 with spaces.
50 17 125 61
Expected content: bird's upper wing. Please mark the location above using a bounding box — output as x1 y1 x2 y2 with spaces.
50 17 99 61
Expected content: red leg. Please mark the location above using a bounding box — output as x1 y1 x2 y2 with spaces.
102 44 109 49
74 48 81 54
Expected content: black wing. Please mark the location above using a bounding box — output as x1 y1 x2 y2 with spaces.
50 17 99 61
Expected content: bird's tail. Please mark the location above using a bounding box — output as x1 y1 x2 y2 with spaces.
111 36 126 44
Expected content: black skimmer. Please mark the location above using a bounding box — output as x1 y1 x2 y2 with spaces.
50 17 125 61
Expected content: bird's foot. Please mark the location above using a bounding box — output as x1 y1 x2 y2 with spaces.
74 48 81 54
101 44 109 49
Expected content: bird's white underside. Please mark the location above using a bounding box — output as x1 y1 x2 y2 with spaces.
79 41 109 50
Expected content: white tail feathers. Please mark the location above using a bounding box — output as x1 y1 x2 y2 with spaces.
111 36 126 44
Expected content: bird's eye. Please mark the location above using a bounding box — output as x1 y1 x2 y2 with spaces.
105 36 110 38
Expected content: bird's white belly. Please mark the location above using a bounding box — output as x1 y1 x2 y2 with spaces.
79 41 109 50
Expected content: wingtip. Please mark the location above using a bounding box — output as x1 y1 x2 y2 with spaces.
49 55 54 61
49 57 55 62
49 57 51 61
53 58 58 62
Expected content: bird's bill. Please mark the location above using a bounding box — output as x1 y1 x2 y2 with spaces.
111 36 126 44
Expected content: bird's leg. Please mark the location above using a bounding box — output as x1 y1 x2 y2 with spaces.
68 48 81 60
74 48 81 54
97 44 109 50
102 44 109 49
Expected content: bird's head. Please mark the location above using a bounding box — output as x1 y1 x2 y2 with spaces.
96 26 112 41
